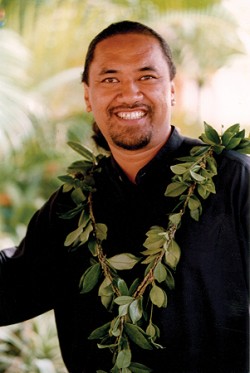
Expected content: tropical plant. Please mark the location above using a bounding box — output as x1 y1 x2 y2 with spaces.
154 4 247 127
0 311 67 373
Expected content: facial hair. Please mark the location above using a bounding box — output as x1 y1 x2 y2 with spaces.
107 103 153 150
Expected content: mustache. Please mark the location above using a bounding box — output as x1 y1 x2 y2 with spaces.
108 103 151 115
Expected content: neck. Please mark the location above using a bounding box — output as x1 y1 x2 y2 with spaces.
110 136 170 183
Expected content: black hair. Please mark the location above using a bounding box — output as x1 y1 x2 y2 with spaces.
82 20 176 84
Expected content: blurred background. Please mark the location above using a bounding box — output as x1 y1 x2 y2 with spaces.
0 0 249 371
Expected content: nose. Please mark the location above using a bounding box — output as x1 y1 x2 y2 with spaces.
116 80 143 104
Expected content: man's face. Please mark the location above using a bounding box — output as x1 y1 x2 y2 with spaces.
84 33 175 151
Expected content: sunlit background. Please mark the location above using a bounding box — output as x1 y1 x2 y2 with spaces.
0 0 249 371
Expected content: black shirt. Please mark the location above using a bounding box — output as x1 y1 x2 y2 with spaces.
0 127 249 373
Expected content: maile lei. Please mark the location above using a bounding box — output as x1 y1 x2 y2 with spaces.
59 123 250 373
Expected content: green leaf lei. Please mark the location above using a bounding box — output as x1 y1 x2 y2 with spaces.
59 122 250 373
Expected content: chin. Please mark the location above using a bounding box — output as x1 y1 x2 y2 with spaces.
115 138 150 151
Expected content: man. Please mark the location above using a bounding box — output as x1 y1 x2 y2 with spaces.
0 20 249 373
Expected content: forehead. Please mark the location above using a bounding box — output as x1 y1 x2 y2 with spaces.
91 33 168 71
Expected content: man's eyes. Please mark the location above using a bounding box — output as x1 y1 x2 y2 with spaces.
139 75 156 81
100 75 157 84
101 77 119 83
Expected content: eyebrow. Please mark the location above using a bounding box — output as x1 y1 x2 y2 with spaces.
139 66 157 72
99 69 117 75
98 66 158 76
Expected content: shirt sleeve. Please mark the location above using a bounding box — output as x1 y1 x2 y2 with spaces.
0 187 77 326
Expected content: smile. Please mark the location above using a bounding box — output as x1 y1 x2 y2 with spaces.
116 111 146 120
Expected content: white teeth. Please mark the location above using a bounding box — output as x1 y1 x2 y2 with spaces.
117 111 145 120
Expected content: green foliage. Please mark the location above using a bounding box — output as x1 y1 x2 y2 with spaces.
0 312 67 373
59 122 250 372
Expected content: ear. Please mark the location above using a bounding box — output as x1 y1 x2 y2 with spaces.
83 83 92 112
170 81 176 106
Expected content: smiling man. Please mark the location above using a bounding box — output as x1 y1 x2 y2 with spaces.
0 21 249 373
83 30 175 183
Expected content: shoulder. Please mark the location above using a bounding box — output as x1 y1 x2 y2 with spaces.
222 150 250 168
214 151 250 207
216 150 250 178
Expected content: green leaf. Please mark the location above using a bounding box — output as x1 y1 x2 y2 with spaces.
165 240 181 270
59 204 83 220
97 342 118 350
71 187 86 204
236 145 250 154
190 208 201 221
124 323 153 350
129 298 143 324
225 137 242 150
119 303 130 317
141 247 163 256
128 278 141 296
64 224 85 247
143 237 165 251
190 145 210 157
206 156 217 175
153 262 167 283
79 222 93 245
188 195 201 211
169 212 182 226
235 129 245 139
68 141 95 161
111 366 120 373
212 144 225 154
149 284 167 308
165 267 175 290
165 182 189 197
88 321 111 340
88 238 98 256
235 138 250 154
114 296 134 306
98 277 113 297
129 362 153 372
145 226 166 236
116 278 129 296
78 210 90 227
95 223 108 241
120 369 131 373
101 294 114 310
61 183 74 192
141 254 158 265
146 323 156 338
110 316 121 337
58 174 75 184
116 348 132 369
146 322 160 341
197 184 210 200
108 253 140 270
204 180 216 194
201 122 221 145
221 123 240 145
190 170 205 182
170 164 189 175
79 263 101 294
67 159 93 172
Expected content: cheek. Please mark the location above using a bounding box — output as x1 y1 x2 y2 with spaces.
149 86 171 104
90 89 111 111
